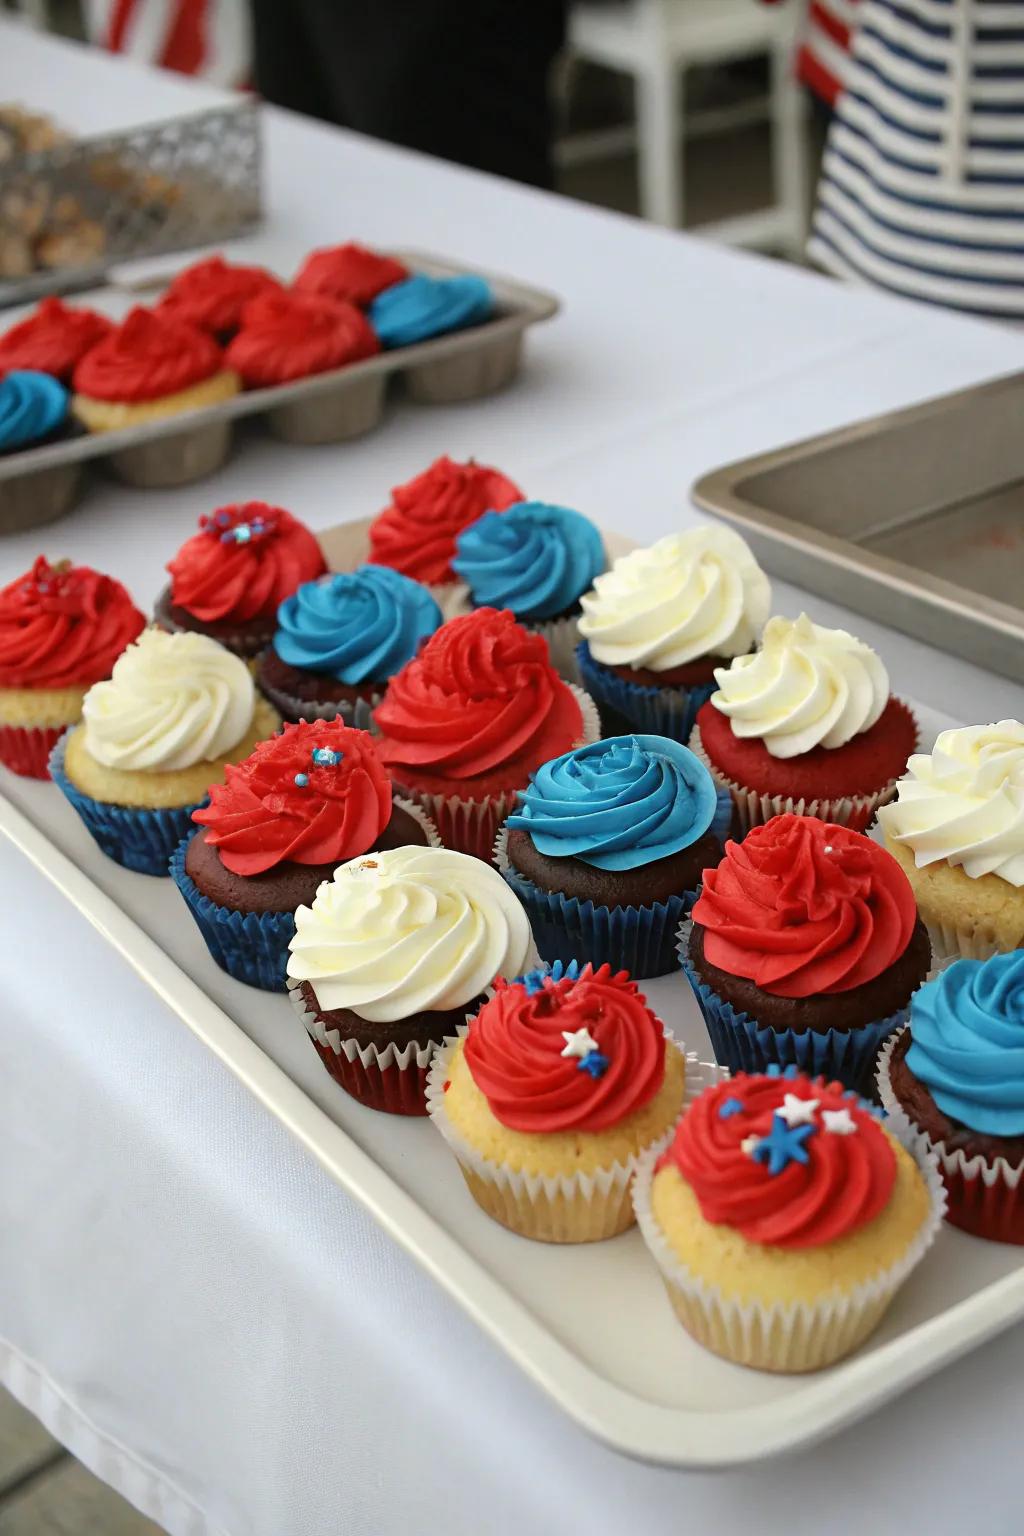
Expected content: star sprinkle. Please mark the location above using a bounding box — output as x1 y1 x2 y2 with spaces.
561 1027 600 1060
718 1097 744 1120
312 747 343 767
579 1051 610 1080
748 1113 816 1176
776 1093 819 1128
823 1108 857 1136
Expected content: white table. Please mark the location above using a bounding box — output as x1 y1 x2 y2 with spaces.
2 27 1022 1536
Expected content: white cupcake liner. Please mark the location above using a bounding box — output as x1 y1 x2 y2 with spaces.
429 579 471 621
921 914 1015 965
527 612 582 684
289 982 435 1070
256 668 380 730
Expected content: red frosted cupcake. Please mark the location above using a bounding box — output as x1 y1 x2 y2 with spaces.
156 255 283 341
0 297 112 384
294 242 409 307
71 307 240 431
693 614 917 833
225 289 379 388
154 501 326 657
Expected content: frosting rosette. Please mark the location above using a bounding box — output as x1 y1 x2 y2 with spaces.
369 455 523 585
156 255 283 336
0 556 144 689
82 628 254 771
906 952 1024 1135
710 613 889 759
192 719 391 875
693 813 917 997
369 273 493 348
286 844 531 1019
167 502 326 624
0 297 111 382
507 733 719 870
0 370 68 451
226 289 379 386
577 526 770 670
463 963 666 1132
659 1072 896 1249
72 307 223 401
877 721 1024 887
273 566 441 685
453 501 604 620
293 243 409 307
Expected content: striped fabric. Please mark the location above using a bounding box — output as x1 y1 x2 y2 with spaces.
84 0 250 87
797 0 861 105
809 0 1024 318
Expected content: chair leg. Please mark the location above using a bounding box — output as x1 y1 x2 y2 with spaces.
636 59 683 227
770 38 809 257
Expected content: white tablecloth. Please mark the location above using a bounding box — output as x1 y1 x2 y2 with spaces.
2 28 1023 1536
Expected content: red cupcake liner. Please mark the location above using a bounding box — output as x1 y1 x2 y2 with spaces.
0 722 67 779
310 1038 431 1116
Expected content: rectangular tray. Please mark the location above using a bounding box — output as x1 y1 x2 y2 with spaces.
691 370 1024 685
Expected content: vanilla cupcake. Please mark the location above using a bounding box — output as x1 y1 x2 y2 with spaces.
72 308 240 432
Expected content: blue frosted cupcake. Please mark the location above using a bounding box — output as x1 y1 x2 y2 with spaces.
256 564 442 726
497 733 731 979
369 273 494 348
0 370 70 454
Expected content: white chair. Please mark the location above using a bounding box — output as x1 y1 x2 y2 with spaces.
564 0 809 254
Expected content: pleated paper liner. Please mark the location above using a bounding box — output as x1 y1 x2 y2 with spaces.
527 612 583 684
153 585 275 660
919 911 1019 966
575 641 713 745
289 982 443 1116
0 720 70 779
255 669 379 730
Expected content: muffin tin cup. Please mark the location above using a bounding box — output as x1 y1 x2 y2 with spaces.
403 330 523 404
107 418 233 489
575 642 713 746
255 671 380 730
877 1031 1024 1245
0 720 70 779
265 372 387 445
288 983 437 1116
0 459 82 533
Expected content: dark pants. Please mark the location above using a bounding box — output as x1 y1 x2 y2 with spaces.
251 0 567 190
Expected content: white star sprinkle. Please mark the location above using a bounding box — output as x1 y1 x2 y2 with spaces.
741 1134 761 1157
776 1093 819 1127
823 1108 857 1136
561 1027 600 1060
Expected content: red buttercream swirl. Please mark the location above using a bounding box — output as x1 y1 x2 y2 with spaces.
658 1072 896 1249
0 298 112 383
369 455 524 585
192 720 392 875
0 556 145 690
72 307 224 402
374 607 583 794
167 502 326 623
294 243 409 307
693 814 917 999
464 964 666 1133
156 256 283 336
225 290 380 387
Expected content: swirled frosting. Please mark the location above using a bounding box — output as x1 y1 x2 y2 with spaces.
710 613 889 759
464 963 666 1132
225 290 379 386
906 952 1024 1135
507 734 719 870
156 255 283 335
658 1072 896 1249
0 556 144 690
193 720 391 875
369 455 523 585
374 608 585 792
294 243 409 307
287 845 531 1020
877 721 1024 887
82 628 254 771
693 813 917 997
0 370 68 451
167 502 326 624
369 273 493 348
577 526 770 670
273 566 441 684
0 297 112 381
453 501 605 620
73 307 224 401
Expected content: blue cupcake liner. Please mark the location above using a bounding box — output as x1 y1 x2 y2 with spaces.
575 641 713 745
169 836 295 992
49 734 206 877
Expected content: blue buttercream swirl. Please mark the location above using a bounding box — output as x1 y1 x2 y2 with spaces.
273 565 442 685
0 370 68 452
907 951 1024 1136
453 501 605 620
369 273 493 348
507 733 721 870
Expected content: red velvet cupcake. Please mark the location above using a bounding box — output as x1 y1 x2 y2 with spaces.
0 297 112 384
225 289 379 388
156 255 283 341
294 242 409 307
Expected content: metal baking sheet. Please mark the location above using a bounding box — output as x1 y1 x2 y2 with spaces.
691 370 1024 684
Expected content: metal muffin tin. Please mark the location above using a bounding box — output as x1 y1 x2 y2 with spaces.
691 369 1024 684
0 250 559 532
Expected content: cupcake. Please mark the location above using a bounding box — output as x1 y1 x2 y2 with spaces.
877 721 1024 960
373 607 600 860
633 1068 943 1371
878 951 1024 1244
692 613 918 833
576 526 771 744
172 719 439 991
154 501 326 658
287 844 531 1114
369 273 494 348
497 734 732 979
257 565 442 727
293 242 409 307
71 308 240 432
427 962 687 1242
50 628 280 874
453 501 605 678
155 255 283 342
0 297 112 383
0 371 70 453
0 556 144 778
682 812 932 1091
225 289 379 387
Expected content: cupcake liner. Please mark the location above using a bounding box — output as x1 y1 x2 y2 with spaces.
920 913 1012 966
527 613 582 684
576 641 713 745
255 669 379 730
430 580 471 621
48 733 205 876
154 586 272 659
632 1110 945 1373
289 980 440 1116
0 721 68 779
877 1031 1024 1244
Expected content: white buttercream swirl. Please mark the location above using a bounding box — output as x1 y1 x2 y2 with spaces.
286 845 532 1021
82 628 254 771
577 525 770 670
877 721 1024 886
710 613 889 759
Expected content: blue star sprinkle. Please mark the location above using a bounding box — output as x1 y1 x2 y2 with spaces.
312 747 343 767
293 772 309 787
748 1113 816 1176
518 959 582 994
579 1050 609 1080
718 1097 744 1120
